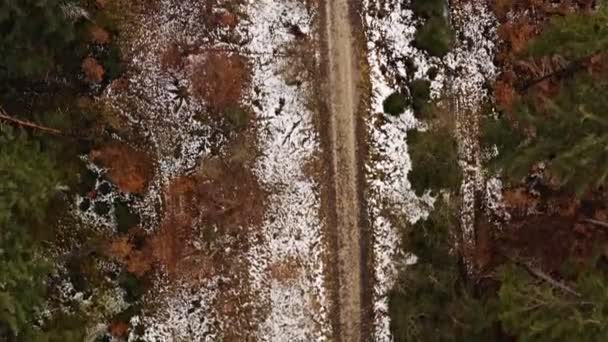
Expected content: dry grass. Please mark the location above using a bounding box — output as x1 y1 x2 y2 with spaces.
190 52 250 114
269 257 302 283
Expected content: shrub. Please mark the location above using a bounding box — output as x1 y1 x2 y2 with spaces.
412 0 446 19
414 17 454 57
408 127 461 195
191 52 249 114
114 199 140 233
383 91 409 116
410 78 431 115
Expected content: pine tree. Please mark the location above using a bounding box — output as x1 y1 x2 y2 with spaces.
489 3 608 193
497 263 608 342
389 198 495 342
0 0 78 81
526 1 608 60
408 126 461 195
0 125 60 338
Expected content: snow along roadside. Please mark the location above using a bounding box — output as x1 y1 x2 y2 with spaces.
244 0 332 340
362 2 434 341
362 0 498 340
445 0 498 264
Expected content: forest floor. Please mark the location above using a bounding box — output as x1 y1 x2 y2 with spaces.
322 0 367 341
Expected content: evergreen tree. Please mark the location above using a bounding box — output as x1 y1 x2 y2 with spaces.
498 263 608 341
0 0 78 81
0 126 60 338
408 126 461 196
411 0 453 57
489 3 608 194
527 1 608 60
389 198 495 342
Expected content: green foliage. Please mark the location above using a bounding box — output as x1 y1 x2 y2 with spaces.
383 92 409 116
408 127 461 195
389 198 495 342
118 272 146 303
480 112 525 177
480 113 522 156
497 264 608 342
0 126 59 225
499 71 608 193
490 4 608 193
527 2 608 60
412 0 446 19
0 126 59 337
409 79 431 116
114 199 140 233
97 44 124 81
411 0 454 58
0 231 50 338
414 17 454 57
0 0 78 80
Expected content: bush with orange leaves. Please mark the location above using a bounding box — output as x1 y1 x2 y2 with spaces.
190 51 249 114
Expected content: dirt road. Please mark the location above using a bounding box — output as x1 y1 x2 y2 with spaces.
323 0 365 341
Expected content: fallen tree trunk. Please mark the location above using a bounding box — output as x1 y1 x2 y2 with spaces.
0 106 63 136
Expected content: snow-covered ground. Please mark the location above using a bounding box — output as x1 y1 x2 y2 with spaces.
244 0 331 340
446 2 498 249
89 0 331 340
100 0 235 339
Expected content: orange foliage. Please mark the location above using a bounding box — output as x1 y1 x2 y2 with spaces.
109 321 129 338
107 236 154 277
493 79 516 112
497 18 536 56
90 142 154 194
89 25 110 44
150 158 266 279
82 57 104 83
190 52 249 113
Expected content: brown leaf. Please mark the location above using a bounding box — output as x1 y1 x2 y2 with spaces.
95 0 107 9
90 25 110 44
90 142 153 194
494 79 516 111
126 250 153 277
82 57 104 83
160 42 184 71
216 10 237 27
109 321 129 338
190 52 249 113
108 236 133 261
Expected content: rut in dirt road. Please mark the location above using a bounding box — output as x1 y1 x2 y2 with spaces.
324 0 368 341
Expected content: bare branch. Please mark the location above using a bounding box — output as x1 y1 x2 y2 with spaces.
0 105 63 136
582 218 608 229
521 262 581 298
503 253 581 297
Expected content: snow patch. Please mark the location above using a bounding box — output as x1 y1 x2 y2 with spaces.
244 0 331 340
